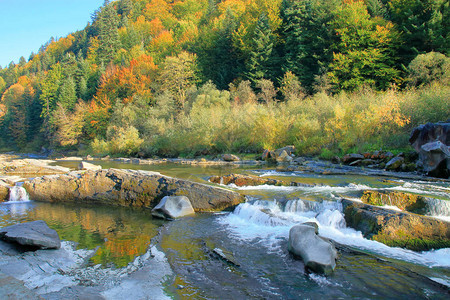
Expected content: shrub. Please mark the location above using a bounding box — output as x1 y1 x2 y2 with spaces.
407 52 450 87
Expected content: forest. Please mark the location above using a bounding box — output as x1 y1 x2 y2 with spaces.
0 0 448 158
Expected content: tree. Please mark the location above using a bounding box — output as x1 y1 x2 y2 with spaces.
59 77 77 110
96 0 121 64
158 51 200 107
328 0 401 91
40 63 63 120
245 13 275 85
407 52 450 86
282 0 339 92
387 0 449 63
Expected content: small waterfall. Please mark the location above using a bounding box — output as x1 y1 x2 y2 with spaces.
425 198 450 218
8 186 30 202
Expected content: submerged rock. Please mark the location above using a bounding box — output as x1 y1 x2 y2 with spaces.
23 169 244 212
341 199 450 251
288 223 338 275
209 173 313 187
0 272 40 299
0 220 61 250
152 196 195 219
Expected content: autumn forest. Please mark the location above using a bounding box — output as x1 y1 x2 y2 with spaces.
0 0 448 158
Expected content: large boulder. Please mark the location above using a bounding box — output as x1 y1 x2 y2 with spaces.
288 224 338 275
0 220 61 250
418 141 450 178
341 199 450 251
409 121 450 153
152 196 195 219
23 169 244 212
410 122 450 178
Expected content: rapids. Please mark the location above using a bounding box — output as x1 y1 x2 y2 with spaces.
0 161 449 298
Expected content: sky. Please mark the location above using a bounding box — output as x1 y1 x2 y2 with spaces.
0 0 104 68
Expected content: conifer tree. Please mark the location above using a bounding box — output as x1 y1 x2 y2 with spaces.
96 0 121 64
246 13 274 85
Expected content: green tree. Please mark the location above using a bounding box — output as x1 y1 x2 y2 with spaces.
407 52 450 86
387 0 449 63
96 0 121 64
158 51 200 107
59 77 77 111
245 13 275 85
40 63 63 119
328 0 401 91
282 0 339 93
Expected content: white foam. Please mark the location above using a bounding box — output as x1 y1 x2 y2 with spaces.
8 186 30 202
220 201 450 268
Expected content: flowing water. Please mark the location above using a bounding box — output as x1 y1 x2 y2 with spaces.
1 161 449 299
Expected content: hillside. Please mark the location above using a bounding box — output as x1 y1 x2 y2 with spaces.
0 0 448 157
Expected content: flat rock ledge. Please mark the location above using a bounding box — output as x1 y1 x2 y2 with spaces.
0 220 61 250
341 199 450 251
210 173 313 187
23 169 244 212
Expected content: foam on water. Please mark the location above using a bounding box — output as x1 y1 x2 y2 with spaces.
219 199 450 268
8 186 30 203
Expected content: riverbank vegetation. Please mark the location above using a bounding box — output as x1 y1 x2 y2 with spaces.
0 0 449 158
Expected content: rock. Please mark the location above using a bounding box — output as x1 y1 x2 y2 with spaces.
342 154 364 164
0 220 61 250
211 247 240 267
151 196 195 219
418 141 450 178
0 181 10 202
57 156 83 161
261 149 270 161
409 121 450 153
78 161 102 171
276 145 295 156
0 272 41 299
209 173 313 187
222 154 240 162
86 155 94 161
360 191 426 212
341 199 450 251
0 159 70 175
288 224 337 275
23 169 244 212
349 159 362 166
385 156 404 170
276 150 293 164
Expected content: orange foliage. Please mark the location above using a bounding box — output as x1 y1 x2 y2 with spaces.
95 54 158 105
46 34 75 59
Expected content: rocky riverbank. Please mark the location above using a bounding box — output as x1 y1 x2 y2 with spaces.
23 168 244 212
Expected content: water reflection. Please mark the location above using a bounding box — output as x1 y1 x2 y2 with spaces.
0 201 164 267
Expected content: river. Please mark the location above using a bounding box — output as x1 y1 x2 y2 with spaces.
0 161 449 299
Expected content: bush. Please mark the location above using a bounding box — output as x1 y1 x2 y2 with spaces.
407 52 450 87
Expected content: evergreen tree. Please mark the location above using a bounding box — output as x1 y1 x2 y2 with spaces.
59 77 77 111
246 13 274 85
282 0 339 93
96 0 121 64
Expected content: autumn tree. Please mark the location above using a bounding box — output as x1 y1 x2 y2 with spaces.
328 0 401 91
158 51 200 107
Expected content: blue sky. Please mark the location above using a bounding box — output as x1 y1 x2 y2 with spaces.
0 0 104 68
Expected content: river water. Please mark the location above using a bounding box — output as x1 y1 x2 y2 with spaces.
0 161 449 299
